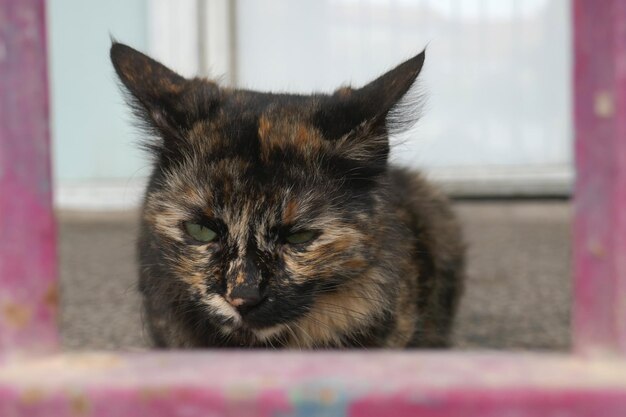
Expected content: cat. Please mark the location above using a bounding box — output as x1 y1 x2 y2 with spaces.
110 42 465 348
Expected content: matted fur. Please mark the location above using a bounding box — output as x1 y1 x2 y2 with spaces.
111 43 465 348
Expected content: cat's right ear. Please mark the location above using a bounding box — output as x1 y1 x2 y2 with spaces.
110 43 218 155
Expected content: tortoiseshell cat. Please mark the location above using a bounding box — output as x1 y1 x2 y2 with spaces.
110 43 465 348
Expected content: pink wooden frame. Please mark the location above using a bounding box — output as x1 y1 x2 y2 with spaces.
1 0 626 415
0 0 58 358
573 0 626 356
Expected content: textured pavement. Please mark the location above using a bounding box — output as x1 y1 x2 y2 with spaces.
58 201 571 351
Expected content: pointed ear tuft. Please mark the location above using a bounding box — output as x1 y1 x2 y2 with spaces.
110 43 220 161
110 42 187 108
314 50 426 171
110 42 191 145
361 50 425 135
314 50 425 142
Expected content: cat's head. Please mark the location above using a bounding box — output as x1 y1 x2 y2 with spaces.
111 43 424 345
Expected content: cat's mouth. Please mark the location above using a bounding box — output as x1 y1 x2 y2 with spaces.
204 293 279 332
202 294 241 326
203 294 286 343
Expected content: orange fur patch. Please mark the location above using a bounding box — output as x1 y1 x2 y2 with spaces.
282 199 298 224
294 125 310 146
258 116 272 140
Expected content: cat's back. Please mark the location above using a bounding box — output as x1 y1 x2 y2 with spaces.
386 166 465 347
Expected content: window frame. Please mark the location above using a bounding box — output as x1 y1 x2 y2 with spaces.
1 0 625 415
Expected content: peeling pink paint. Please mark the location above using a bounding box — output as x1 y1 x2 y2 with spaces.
573 0 626 355
0 352 626 416
0 0 58 358
349 390 626 417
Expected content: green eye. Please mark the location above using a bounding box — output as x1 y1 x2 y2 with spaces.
286 230 316 245
184 222 217 243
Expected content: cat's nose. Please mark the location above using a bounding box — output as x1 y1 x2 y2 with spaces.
226 285 263 313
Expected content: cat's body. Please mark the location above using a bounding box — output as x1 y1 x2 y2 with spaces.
111 43 465 348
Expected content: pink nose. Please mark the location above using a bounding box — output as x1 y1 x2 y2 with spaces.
226 297 246 307
226 285 263 313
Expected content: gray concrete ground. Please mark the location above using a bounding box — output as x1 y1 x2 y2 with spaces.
58 201 571 351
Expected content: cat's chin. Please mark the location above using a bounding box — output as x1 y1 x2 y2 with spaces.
215 319 285 346
218 315 286 340
250 324 285 341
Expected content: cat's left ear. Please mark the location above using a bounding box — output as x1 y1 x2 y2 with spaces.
314 50 425 166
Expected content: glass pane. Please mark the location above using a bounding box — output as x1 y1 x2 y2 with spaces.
236 0 572 170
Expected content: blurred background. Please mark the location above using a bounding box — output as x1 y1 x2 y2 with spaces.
47 0 571 350
50 0 571 208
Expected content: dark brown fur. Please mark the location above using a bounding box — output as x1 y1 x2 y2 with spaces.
111 43 465 348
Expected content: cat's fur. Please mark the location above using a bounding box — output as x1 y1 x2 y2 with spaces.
110 43 465 348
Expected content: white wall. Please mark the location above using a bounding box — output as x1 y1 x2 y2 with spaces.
48 0 150 182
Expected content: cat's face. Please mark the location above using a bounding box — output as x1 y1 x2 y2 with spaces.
143 112 380 338
111 43 424 343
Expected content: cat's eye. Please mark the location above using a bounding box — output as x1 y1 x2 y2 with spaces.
184 222 217 243
285 230 316 245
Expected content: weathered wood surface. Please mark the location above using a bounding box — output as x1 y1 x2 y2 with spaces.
573 0 626 355
0 0 58 357
1 352 626 416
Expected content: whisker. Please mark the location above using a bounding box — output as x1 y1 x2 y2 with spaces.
284 323 302 350
290 321 317 349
